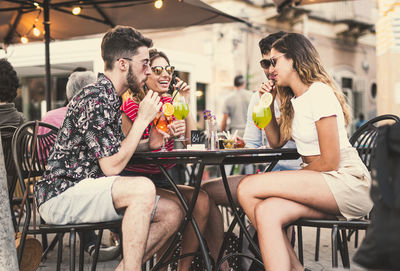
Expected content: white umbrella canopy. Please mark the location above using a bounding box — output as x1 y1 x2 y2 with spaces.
0 0 248 110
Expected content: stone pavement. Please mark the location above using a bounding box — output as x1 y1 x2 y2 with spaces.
37 226 367 271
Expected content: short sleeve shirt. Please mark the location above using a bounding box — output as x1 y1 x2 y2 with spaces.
34 73 124 207
290 82 351 156
121 95 175 174
222 88 252 131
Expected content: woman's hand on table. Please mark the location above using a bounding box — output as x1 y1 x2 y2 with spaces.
149 126 170 149
169 120 186 137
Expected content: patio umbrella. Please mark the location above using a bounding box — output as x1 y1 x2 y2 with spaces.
272 0 348 12
0 0 249 110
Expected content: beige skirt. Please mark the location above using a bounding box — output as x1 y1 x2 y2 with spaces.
318 147 373 220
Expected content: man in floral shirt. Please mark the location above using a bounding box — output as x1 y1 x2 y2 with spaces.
35 26 183 270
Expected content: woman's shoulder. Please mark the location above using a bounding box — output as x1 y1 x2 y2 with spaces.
309 82 332 93
121 97 139 112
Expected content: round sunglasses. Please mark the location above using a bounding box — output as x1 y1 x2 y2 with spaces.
151 65 175 75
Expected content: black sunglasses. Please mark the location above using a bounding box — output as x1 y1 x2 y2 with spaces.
260 53 286 69
151 65 175 76
259 59 271 69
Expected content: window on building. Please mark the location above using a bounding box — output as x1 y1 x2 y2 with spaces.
196 82 207 130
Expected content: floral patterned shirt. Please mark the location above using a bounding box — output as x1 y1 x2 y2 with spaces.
34 73 123 207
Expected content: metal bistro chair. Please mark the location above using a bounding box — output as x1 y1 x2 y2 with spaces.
293 114 400 268
13 121 121 271
0 125 18 230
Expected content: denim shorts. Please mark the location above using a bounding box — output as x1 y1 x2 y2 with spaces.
39 176 159 225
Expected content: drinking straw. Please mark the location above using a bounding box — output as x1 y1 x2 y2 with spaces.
232 130 238 140
170 83 183 103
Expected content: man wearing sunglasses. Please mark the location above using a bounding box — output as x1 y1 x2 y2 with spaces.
35 26 183 270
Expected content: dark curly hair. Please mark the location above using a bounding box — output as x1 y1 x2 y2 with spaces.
0 58 19 103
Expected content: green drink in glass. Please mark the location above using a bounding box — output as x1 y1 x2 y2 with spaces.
173 92 189 141
252 93 273 148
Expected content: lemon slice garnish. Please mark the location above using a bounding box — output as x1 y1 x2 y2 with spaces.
162 102 174 117
260 92 273 107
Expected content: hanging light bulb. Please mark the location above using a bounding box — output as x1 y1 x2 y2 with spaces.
154 0 163 9
21 36 29 44
72 6 81 15
33 25 41 37
33 2 40 8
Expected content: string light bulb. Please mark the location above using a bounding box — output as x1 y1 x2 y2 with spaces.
72 6 81 15
33 25 40 37
21 36 29 44
154 0 163 9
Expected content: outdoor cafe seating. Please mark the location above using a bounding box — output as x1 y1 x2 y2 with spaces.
11 121 122 271
2 114 399 270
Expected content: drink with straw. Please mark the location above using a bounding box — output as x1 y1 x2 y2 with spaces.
252 92 273 148
154 103 174 151
172 91 189 141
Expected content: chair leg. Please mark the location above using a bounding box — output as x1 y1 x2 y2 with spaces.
91 229 103 271
70 229 76 271
297 225 303 265
57 233 64 271
315 227 320 261
331 225 338 268
43 233 61 260
339 230 350 268
355 230 359 248
79 232 85 271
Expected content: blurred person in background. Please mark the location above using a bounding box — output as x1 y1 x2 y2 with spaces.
355 112 367 130
220 74 252 138
40 70 96 133
0 58 25 128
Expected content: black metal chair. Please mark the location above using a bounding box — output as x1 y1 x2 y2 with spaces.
13 121 121 271
292 114 400 268
0 125 18 230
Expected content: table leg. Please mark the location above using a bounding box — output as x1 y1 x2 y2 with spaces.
151 163 212 271
216 164 264 269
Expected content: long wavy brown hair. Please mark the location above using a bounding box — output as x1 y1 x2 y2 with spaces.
272 33 351 142
129 48 171 103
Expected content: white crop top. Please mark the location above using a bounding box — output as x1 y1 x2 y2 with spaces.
290 82 351 156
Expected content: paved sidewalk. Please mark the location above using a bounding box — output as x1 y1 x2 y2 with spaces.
37 226 367 270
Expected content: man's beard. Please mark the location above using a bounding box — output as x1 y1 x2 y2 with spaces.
127 64 142 93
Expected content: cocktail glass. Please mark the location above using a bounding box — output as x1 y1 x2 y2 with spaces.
153 112 171 151
252 95 272 148
173 94 189 141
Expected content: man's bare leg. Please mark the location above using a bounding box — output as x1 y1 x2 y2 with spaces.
112 176 156 271
143 197 183 262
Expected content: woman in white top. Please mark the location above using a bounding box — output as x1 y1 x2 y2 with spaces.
237 33 373 271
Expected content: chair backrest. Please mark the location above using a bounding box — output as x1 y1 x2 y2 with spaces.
1 125 18 199
349 114 400 172
12 121 59 193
